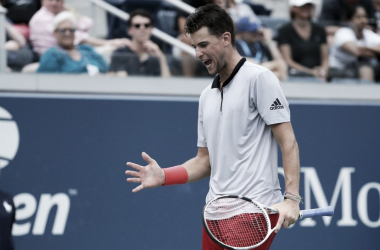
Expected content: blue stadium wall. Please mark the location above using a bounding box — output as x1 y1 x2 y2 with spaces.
0 93 379 250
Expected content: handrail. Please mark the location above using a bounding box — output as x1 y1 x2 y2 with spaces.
0 6 7 73
164 0 194 14
89 0 195 56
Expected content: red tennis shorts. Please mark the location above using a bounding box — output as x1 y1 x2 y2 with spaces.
202 213 280 250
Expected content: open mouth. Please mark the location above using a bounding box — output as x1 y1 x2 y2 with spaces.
203 59 212 68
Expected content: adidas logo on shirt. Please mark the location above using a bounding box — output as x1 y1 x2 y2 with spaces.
270 98 284 110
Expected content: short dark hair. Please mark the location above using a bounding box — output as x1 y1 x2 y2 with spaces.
185 4 235 47
127 9 153 27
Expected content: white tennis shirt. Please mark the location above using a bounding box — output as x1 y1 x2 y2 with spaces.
197 58 290 206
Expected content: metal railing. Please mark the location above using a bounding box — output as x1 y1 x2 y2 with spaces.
164 0 194 14
89 0 195 56
0 6 7 73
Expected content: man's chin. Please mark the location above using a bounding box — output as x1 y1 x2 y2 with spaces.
206 66 218 76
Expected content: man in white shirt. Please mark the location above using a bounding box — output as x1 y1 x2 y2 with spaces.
125 4 301 250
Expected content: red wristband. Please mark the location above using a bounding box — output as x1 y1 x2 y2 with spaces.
162 165 188 186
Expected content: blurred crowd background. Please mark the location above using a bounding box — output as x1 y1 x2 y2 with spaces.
1 0 380 83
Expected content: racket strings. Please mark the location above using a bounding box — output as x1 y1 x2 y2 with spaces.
205 198 270 248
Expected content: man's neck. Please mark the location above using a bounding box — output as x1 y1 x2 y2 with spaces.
130 39 145 55
218 50 243 85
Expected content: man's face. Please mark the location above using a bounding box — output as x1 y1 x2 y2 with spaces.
190 27 228 75
43 0 64 15
128 15 152 43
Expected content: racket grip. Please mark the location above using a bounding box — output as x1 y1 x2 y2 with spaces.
299 206 334 219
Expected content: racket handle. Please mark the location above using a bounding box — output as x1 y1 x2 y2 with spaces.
299 206 334 219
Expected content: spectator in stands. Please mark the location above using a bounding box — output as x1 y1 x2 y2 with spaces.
319 0 376 44
277 0 329 80
1 0 40 40
37 11 108 74
329 4 380 81
1 0 40 28
373 0 380 33
1 2 34 71
110 9 171 77
29 0 129 56
235 17 287 81
4 19 34 71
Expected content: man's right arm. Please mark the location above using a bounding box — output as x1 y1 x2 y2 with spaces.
125 147 210 192
183 147 211 183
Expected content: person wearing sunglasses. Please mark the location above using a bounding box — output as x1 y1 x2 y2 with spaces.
37 11 108 74
29 0 130 57
110 9 171 77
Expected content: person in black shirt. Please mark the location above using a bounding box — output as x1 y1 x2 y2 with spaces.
277 0 329 80
0 168 16 250
1 0 41 24
110 9 171 77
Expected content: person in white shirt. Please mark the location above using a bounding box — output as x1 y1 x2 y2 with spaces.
329 4 380 81
125 4 301 250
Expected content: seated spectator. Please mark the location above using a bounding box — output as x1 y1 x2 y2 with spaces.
329 4 380 82
29 0 129 56
278 0 329 80
5 19 34 71
37 11 108 74
319 0 376 44
373 0 380 33
110 9 171 77
1 1 34 71
235 17 287 81
1 0 40 24
1 0 40 40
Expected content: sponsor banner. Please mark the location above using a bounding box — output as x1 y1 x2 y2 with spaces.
0 94 379 250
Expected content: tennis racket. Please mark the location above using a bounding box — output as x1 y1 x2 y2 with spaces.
202 195 334 250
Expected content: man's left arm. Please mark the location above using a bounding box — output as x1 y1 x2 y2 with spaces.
271 122 300 233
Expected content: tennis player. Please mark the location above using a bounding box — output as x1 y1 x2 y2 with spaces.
125 4 301 250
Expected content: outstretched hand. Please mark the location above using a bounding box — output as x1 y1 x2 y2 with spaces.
125 152 165 193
